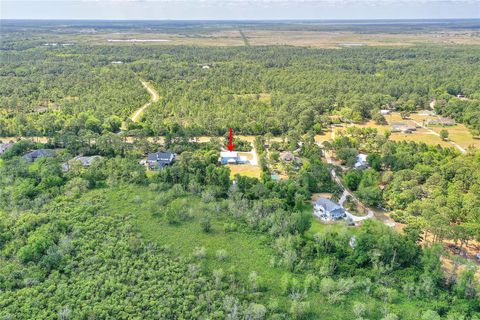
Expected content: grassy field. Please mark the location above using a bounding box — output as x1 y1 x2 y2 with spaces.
428 124 480 149
341 112 463 149
80 29 480 48
314 130 333 143
228 164 261 179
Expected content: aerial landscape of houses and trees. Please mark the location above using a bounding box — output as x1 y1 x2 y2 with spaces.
1 1 480 319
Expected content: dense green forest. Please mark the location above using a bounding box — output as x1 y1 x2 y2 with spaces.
2 43 480 137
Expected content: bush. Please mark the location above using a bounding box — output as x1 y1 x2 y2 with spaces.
381 314 399 320
289 300 310 320
303 274 319 292
216 249 229 261
246 303 267 320
64 177 89 198
194 246 206 259
200 214 212 233
223 222 238 233
352 301 367 319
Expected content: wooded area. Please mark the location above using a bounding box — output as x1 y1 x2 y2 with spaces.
1 21 480 319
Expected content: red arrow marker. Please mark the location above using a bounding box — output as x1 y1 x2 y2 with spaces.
227 128 235 151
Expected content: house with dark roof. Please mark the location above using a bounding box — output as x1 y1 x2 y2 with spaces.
62 155 102 172
146 151 175 170
314 198 346 220
22 149 56 162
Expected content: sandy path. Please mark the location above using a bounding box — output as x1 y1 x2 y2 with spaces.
130 79 159 122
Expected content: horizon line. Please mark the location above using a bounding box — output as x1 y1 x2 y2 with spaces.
2 18 480 22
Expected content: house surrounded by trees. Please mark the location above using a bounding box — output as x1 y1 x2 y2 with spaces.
314 198 346 221
22 149 56 162
146 151 175 170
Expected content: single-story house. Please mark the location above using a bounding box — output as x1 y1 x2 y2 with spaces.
391 122 416 133
426 117 456 126
280 151 302 164
314 198 346 220
0 143 13 155
219 151 247 165
62 155 102 172
146 151 176 170
354 153 368 169
379 109 392 115
202 65 211 69
280 151 294 162
22 149 56 162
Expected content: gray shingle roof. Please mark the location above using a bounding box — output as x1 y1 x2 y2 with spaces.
315 198 343 212
22 149 56 162
147 152 175 164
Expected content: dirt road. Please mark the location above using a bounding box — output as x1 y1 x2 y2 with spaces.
130 79 159 122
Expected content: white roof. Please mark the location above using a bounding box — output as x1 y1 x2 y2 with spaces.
220 151 238 158
357 154 367 162
354 154 368 168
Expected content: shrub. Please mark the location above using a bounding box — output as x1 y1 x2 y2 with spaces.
303 274 319 292
224 222 237 233
194 246 206 259
246 303 267 320
352 301 367 319
200 214 212 233
216 249 229 261
289 300 310 320
381 314 399 320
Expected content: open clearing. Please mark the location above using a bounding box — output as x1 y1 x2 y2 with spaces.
68 28 480 48
339 111 474 149
228 164 261 179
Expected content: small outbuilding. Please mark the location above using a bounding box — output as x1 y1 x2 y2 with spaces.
354 153 368 170
391 122 416 133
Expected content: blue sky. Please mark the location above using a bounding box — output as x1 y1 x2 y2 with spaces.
1 0 479 20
